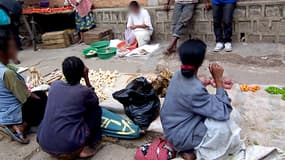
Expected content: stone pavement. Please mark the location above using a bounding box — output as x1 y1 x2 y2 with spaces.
0 42 285 160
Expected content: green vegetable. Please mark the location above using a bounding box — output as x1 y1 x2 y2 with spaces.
265 86 283 94
282 94 285 101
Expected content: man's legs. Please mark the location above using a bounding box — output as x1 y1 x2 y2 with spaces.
223 3 236 43
213 4 224 43
166 3 195 54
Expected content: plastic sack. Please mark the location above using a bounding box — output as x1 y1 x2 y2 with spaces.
113 77 160 130
101 108 140 139
0 9 10 26
125 28 136 46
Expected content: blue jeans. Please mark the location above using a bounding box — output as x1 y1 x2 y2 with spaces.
213 3 236 43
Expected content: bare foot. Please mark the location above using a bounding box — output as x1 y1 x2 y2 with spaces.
11 124 29 142
181 153 196 160
79 146 97 158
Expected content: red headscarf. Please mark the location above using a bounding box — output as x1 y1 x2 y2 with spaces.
67 0 92 18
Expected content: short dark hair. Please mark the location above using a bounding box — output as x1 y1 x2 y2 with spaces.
0 29 13 54
129 1 140 9
62 56 85 85
179 39 207 78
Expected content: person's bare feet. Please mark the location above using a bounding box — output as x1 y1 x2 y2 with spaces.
181 153 196 160
79 146 97 158
11 124 28 142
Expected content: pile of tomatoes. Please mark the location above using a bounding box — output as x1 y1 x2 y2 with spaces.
23 6 73 14
240 84 261 92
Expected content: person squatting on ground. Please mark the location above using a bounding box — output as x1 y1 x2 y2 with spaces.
37 56 102 159
0 29 47 144
164 0 198 55
160 39 242 160
206 0 236 52
64 0 95 43
127 1 153 47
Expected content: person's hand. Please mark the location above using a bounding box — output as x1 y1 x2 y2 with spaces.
164 3 171 12
83 66 89 79
30 92 40 99
209 63 224 88
205 2 212 11
130 25 137 30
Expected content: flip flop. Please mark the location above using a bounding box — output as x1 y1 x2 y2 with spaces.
0 126 29 144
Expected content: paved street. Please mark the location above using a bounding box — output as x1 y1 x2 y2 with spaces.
0 42 284 160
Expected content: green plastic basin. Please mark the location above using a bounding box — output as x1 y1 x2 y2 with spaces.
91 41 110 49
82 48 97 58
97 47 117 59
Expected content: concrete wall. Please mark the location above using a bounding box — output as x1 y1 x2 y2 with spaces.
25 0 273 8
94 0 285 43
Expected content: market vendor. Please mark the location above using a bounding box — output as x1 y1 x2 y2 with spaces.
0 29 47 144
160 39 242 160
37 56 102 159
64 0 95 43
127 1 153 47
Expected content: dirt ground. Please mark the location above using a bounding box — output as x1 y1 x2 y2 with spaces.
0 42 284 160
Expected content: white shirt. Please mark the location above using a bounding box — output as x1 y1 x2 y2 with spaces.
127 8 153 32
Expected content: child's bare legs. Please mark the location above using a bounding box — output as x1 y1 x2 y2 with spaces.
79 32 84 43
181 153 196 160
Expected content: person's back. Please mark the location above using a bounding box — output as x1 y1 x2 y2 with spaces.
37 56 101 159
37 80 98 153
160 39 241 160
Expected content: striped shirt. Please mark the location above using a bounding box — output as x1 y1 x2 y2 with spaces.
175 0 199 4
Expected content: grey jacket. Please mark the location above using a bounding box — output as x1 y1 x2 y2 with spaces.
160 72 232 152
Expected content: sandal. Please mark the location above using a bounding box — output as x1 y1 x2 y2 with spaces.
0 126 30 144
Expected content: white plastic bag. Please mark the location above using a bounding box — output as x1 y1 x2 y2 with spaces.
125 29 136 46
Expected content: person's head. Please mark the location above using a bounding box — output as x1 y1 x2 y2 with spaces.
128 1 140 14
62 56 85 85
179 39 207 78
0 29 17 64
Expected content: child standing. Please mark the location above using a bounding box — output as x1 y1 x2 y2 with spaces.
160 39 242 160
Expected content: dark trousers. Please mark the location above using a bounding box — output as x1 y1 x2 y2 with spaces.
22 91 47 126
84 106 102 146
213 3 236 43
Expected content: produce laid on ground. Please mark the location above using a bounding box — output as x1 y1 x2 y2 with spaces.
145 69 173 97
240 84 261 92
28 67 47 88
265 86 285 101
81 69 119 101
23 6 73 14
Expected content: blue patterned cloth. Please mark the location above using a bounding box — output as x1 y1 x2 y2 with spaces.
0 63 22 125
75 11 95 32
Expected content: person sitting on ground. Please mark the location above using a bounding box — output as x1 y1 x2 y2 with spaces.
160 39 242 160
127 1 153 47
0 29 47 144
37 56 102 159
164 0 198 55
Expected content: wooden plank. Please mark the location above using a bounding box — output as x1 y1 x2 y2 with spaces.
84 28 112 39
84 32 114 45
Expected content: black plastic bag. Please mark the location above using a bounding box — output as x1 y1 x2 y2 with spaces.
113 77 160 130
